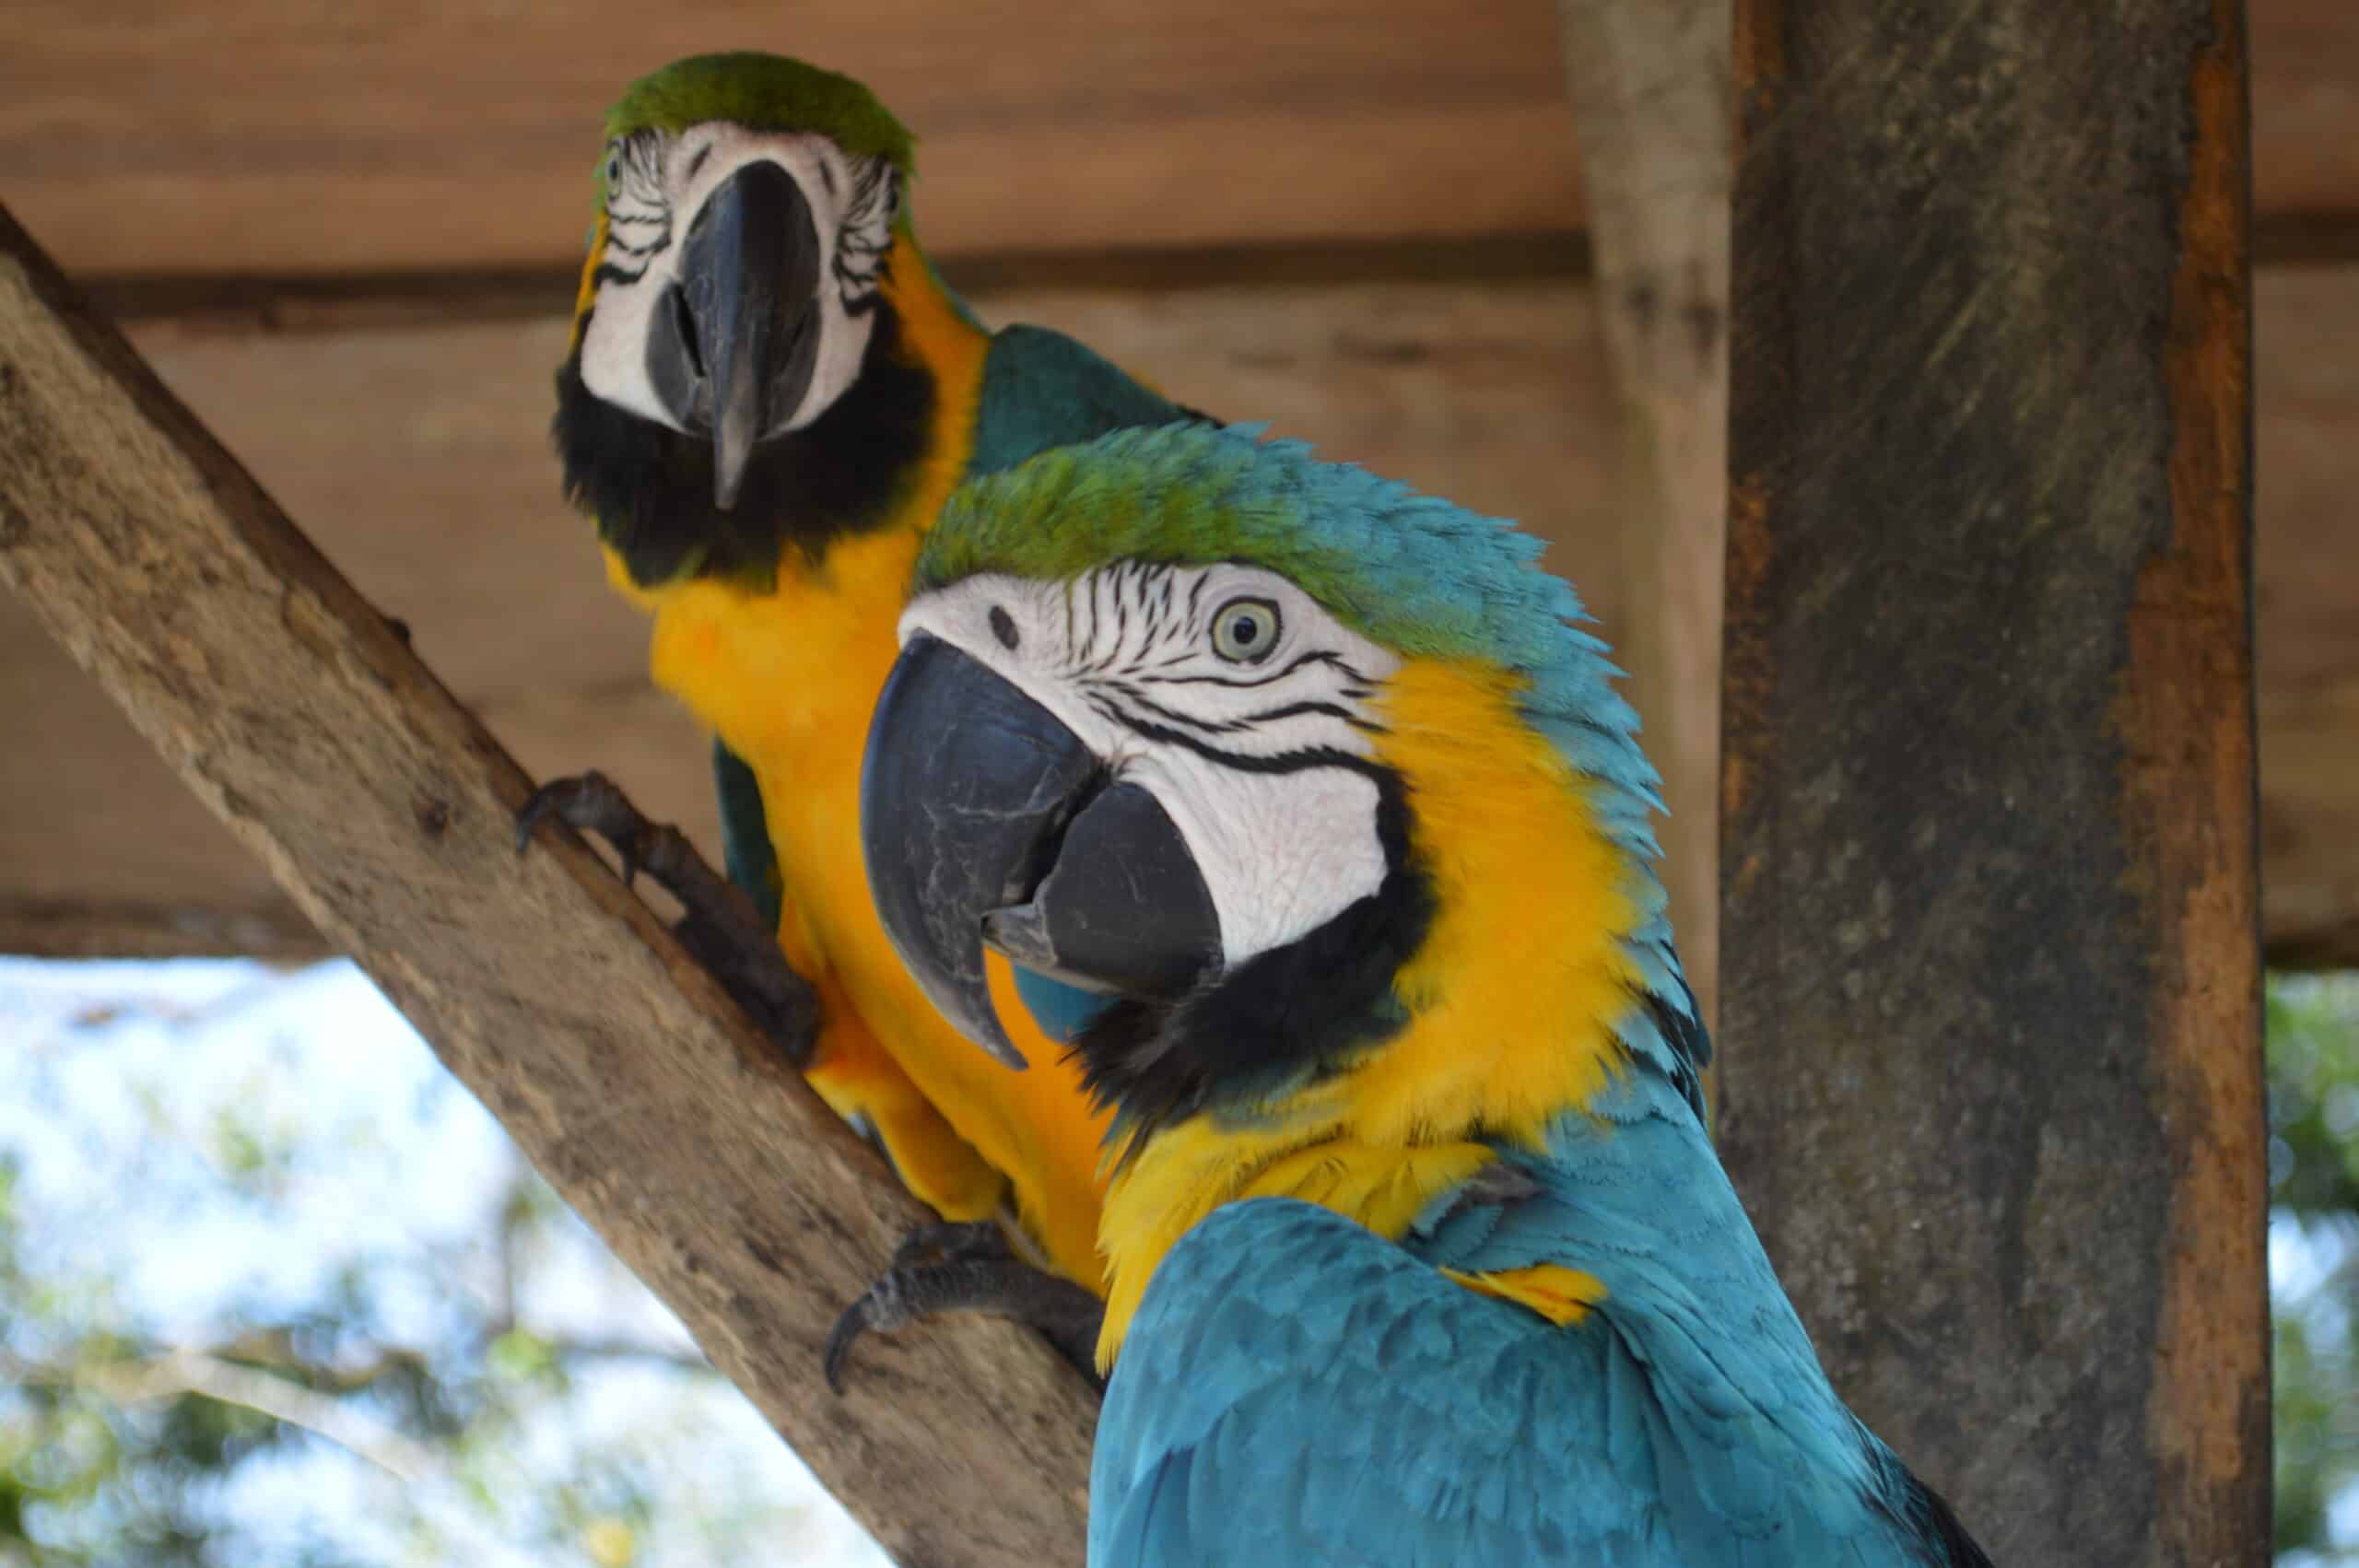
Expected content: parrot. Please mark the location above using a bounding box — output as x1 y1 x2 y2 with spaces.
534 52 1209 1349
858 423 1997 1565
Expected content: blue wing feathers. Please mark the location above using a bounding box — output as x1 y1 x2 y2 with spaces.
969 324 1198 479
1097 1073 1981 1566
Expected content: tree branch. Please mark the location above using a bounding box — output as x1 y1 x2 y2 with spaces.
0 199 1097 1566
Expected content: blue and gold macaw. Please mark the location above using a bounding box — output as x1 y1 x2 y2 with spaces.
540 53 1205 1326
860 425 1994 1564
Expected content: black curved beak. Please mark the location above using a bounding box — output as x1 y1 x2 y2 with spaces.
861 634 1222 1069
647 159 823 509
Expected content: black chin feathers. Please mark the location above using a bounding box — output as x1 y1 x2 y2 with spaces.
1075 772 1435 1147
552 303 933 589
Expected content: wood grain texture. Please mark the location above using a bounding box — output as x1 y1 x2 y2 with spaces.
1721 2 2268 1562
2256 264 2359 970
1 0 2353 278
0 897 323 959
0 263 2349 968
1554 0 1731 1041
2141 6 2271 1552
0 200 1097 1568
0 0 1577 276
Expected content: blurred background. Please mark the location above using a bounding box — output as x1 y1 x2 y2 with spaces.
3 2 2354 1563
2 963 2353 1563
0 958 888 1566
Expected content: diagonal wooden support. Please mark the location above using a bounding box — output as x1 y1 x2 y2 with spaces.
0 200 1096 1567
1721 2 2266 1563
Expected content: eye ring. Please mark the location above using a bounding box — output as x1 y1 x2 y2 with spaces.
1210 597 1282 664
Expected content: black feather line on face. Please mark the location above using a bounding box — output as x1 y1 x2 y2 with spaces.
1074 769 1435 1147
551 299 933 590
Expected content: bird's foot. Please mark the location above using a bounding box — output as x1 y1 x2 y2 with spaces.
826 1221 1107 1394
516 770 816 1063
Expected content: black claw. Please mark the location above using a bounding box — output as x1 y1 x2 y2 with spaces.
825 1224 1108 1396
825 1283 900 1396
514 769 641 876
515 769 818 1065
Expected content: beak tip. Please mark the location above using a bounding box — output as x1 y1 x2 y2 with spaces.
712 422 753 512
979 1022 1030 1073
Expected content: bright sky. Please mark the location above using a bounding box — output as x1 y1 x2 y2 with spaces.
0 955 890 1567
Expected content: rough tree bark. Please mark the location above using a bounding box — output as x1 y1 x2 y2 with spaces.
1720 3 2268 1564
1554 0 1732 1042
0 200 1097 1568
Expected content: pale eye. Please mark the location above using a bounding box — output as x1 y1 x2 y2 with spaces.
1210 597 1282 664
604 145 624 194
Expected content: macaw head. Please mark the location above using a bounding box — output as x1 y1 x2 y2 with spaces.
861 424 1708 1160
555 53 945 585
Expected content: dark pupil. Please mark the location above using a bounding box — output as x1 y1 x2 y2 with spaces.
1229 614 1259 645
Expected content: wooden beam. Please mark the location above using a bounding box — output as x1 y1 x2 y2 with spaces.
0 199 1097 1566
1553 0 1731 1037
0 0 1580 276
0 897 324 960
5 0 2353 279
1722 3 2268 1563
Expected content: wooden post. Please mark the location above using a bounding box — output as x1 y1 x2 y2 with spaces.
0 201 1097 1567
1720 3 2267 1563
1554 0 1732 1039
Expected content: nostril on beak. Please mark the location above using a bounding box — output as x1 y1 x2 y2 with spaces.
672 290 706 385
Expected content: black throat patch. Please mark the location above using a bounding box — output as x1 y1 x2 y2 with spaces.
551 301 934 591
1074 767 1436 1148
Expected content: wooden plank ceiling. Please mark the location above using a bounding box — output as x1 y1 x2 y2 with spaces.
4 0 2356 277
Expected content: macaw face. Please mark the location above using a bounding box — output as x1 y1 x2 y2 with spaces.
575 123 899 508
861 559 1404 1067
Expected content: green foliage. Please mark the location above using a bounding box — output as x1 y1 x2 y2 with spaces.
0 960 880 1568
2270 974 2359 1564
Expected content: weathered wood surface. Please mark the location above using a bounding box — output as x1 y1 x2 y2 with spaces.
1721 2 2267 1564
2256 264 2359 971
3 0 2354 277
1554 0 1731 1038
0 200 1098 1567
0 0 1577 275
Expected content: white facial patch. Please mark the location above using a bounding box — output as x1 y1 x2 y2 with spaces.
898 565 1404 967
575 123 898 434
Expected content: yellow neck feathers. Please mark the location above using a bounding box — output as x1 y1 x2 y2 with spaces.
596 230 988 759
1093 657 1651 1366
566 214 606 356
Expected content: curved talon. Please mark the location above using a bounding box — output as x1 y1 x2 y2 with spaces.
823 1246 1109 1395
513 778 572 854
511 769 820 1065
826 1279 908 1396
515 770 646 885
